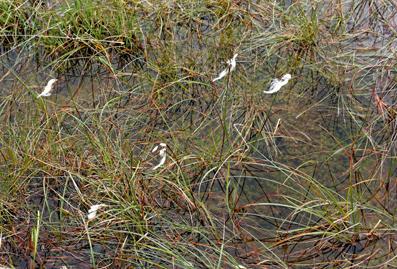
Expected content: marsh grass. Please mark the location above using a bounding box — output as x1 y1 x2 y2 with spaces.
1 0 397 268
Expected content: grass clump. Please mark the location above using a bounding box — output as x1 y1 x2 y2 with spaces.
42 0 143 55
0 0 36 46
1 0 397 268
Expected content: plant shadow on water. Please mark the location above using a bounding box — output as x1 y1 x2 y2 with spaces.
1 0 397 268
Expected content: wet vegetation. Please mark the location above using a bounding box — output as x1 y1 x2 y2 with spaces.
1 0 397 268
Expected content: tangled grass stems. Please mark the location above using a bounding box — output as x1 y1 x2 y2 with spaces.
1 0 397 268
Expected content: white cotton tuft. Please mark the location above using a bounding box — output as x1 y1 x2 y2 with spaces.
212 54 238 82
37 78 58 97
87 204 107 220
152 143 167 170
263 74 291 94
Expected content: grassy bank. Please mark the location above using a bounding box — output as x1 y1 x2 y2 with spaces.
1 0 397 268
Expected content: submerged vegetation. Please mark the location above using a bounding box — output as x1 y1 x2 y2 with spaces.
1 0 397 268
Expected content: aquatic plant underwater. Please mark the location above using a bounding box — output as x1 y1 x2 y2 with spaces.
1 0 397 268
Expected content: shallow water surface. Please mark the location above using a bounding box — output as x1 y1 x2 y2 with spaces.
1 0 397 268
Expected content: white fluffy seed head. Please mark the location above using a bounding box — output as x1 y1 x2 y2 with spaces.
38 78 58 97
281 74 291 81
263 73 292 94
152 143 166 153
87 204 107 220
47 78 58 86
227 54 238 67
151 143 167 170
213 54 238 82
87 211 97 220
